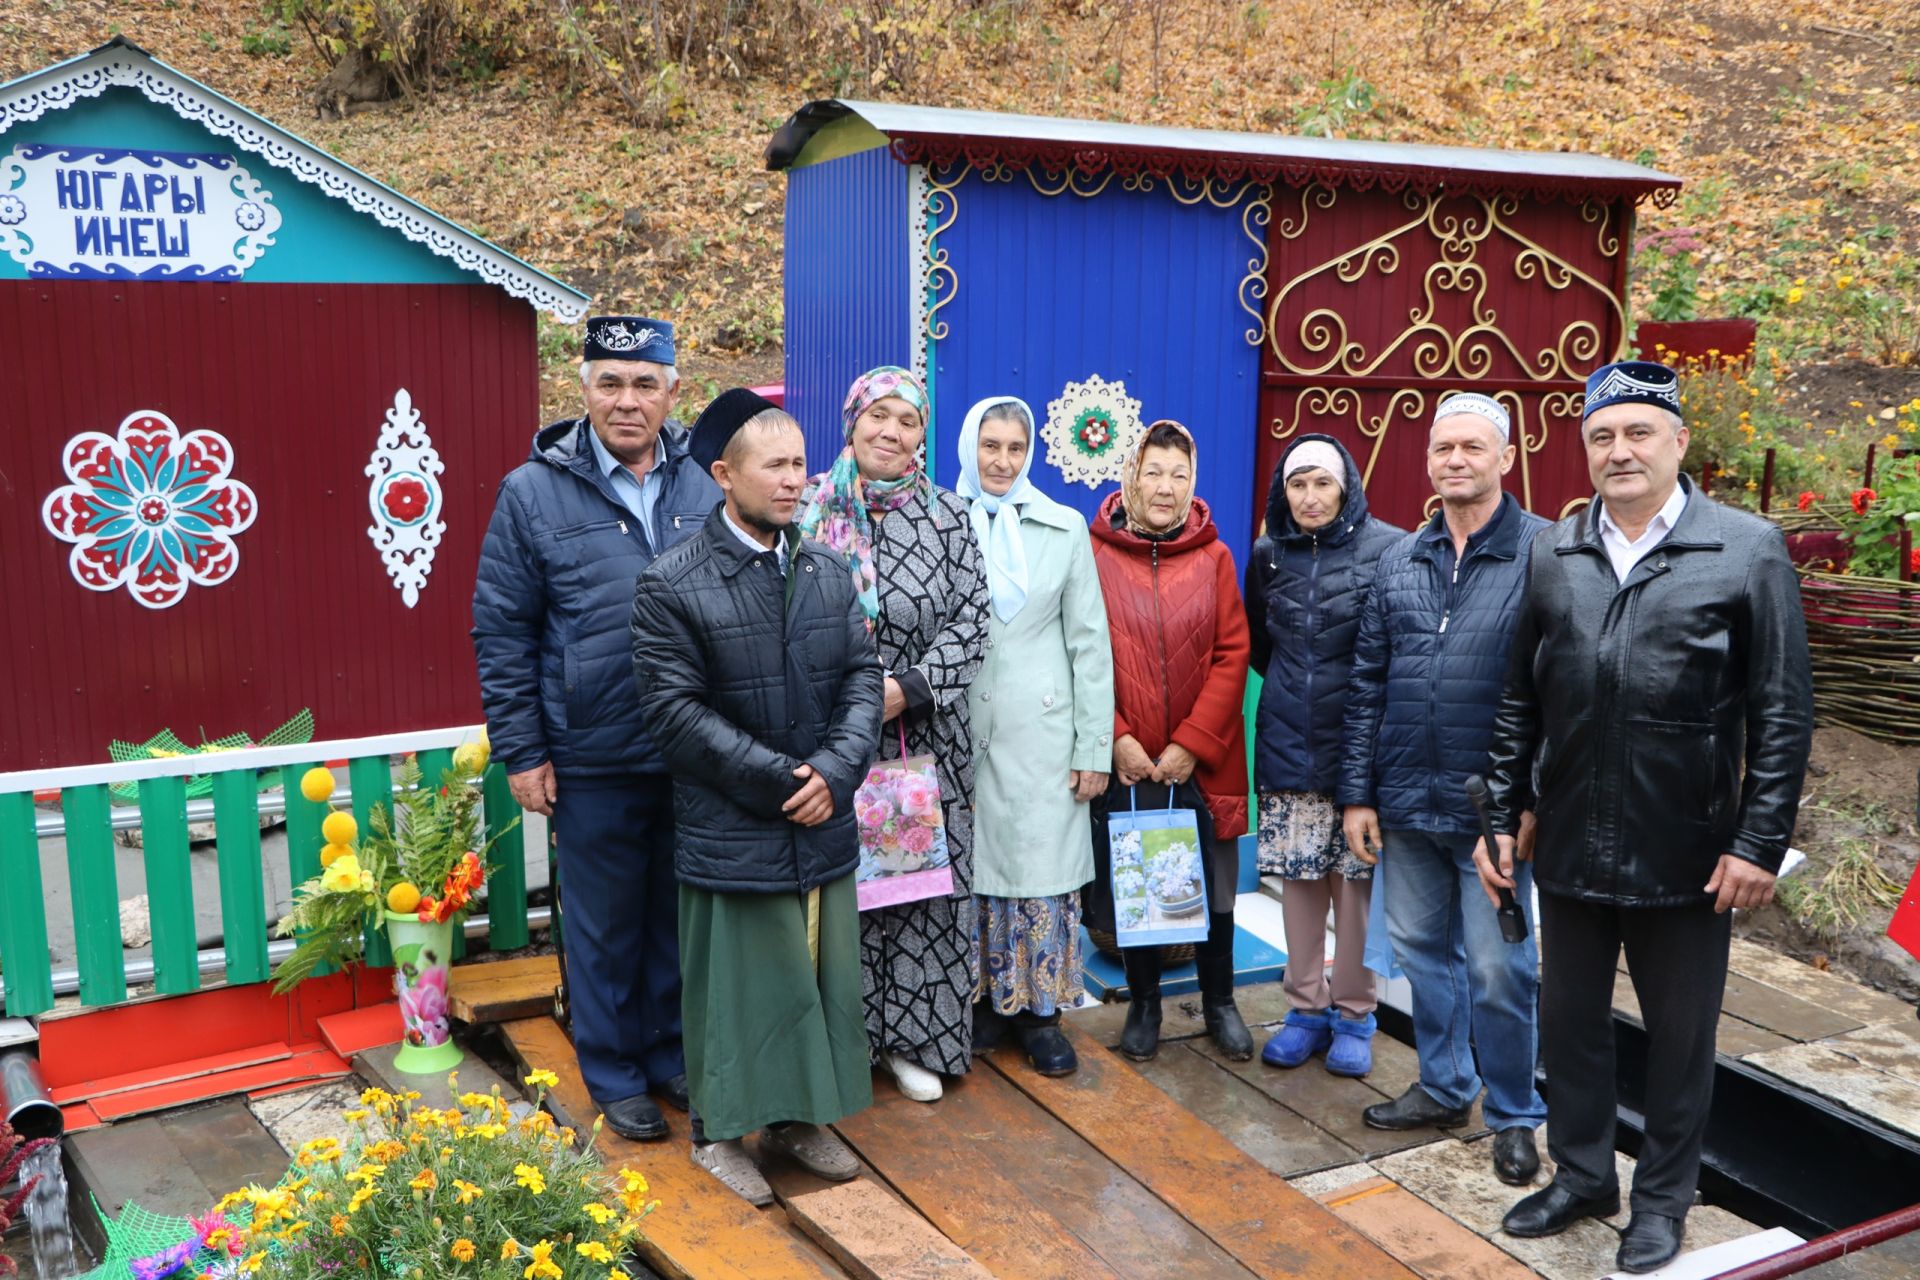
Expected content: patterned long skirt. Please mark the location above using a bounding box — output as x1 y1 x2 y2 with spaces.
974 892 1085 1018
860 893 979 1076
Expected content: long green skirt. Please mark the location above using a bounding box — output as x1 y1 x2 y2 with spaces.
679 872 873 1142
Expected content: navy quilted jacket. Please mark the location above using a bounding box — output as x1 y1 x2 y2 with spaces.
1245 435 1403 795
471 418 720 779
1336 493 1548 833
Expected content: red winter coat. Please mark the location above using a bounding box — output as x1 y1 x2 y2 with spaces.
1089 493 1250 840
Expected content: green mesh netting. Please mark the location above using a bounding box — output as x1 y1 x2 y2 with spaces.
107 709 316 802
76 1196 197 1280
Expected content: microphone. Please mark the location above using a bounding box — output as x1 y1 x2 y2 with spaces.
1465 773 1529 945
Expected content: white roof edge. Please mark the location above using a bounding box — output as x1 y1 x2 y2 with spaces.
0 41 592 320
832 99 1680 188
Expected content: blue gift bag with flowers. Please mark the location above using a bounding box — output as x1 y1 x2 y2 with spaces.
1107 785 1210 947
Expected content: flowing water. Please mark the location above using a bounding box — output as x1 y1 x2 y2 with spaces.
20 1143 78 1280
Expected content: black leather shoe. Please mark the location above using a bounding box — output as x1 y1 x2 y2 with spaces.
1492 1126 1541 1186
1501 1182 1622 1238
652 1073 690 1113
1120 995 1162 1061
1617 1212 1685 1273
1362 1084 1472 1131
1196 954 1254 1061
601 1094 668 1141
1020 1024 1079 1077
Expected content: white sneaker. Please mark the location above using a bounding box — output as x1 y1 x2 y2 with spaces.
690 1139 773 1206
883 1052 943 1102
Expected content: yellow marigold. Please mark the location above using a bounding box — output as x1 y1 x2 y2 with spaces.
410 1169 438 1192
342 1109 370 1124
582 1202 616 1226
345 1164 386 1186
616 1169 649 1195
1836 275 1854 288
513 1163 546 1195
523 1240 563 1280
215 1190 251 1215
367 1140 407 1163
459 1092 495 1109
239 1253 267 1275
576 1241 613 1264
1787 287 1804 304
330 1213 349 1237
611 1272 631 1280
500 1238 522 1260
524 1068 559 1090
468 1123 508 1140
450 1239 477 1263
453 1180 484 1205
348 1186 375 1215
1883 433 1901 449
360 1086 395 1109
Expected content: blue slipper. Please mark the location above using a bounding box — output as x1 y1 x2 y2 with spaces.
1326 1011 1377 1077
1261 1008 1333 1068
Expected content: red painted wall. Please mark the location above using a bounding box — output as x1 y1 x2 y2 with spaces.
0 281 538 770
1253 188 1632 534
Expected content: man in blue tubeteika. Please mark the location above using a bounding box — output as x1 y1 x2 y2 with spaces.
472 316 720 1141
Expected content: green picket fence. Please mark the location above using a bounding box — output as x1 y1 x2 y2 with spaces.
0 727 528 1019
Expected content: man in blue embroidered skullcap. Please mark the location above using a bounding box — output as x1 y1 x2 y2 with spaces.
473 315 721 1143
1476 360 1813 1273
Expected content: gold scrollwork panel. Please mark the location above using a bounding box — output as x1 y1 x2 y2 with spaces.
1268 386 1427 489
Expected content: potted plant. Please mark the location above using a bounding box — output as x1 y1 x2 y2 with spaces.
272 733 515 1074
1630 226 1758 366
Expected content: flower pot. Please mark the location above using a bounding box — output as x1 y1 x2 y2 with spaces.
1634 318 1757 368
1152 889 1206 918
385 910 463 1075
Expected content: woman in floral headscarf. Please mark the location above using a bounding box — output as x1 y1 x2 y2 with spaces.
1086 419 1252 1065
798 365 989 1103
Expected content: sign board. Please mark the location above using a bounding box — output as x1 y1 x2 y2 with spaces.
0 144 281 279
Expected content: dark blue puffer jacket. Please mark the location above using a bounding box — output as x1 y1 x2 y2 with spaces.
1246 435 1403 795
1336 492 1549 833
472 418 720 779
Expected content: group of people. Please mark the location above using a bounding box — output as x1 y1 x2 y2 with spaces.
473 315 1813 1276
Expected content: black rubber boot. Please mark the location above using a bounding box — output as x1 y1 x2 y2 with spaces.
1119 948 1163 1061
1197 952 1253 1061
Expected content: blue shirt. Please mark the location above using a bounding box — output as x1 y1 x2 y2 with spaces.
585 424 666 544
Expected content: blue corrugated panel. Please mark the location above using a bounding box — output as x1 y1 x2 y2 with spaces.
782 147 912 472
930 176 1263 568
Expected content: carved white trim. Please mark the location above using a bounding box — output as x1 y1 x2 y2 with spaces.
907 162 931 388
365 388 446 608
0 44 589 319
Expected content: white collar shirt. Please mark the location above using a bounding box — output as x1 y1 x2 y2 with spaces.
1595 482 1688 584
722 507 786 575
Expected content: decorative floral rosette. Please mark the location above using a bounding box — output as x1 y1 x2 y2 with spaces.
1042 374 1145 488
365 387 446 608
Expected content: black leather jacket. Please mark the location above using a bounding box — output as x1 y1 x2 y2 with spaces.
1483 480 1813 907
631 508 883 894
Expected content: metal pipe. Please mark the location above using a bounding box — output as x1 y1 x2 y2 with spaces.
1 1050 62 1141
36 908 552 998
1711 1201 1920 1280
33 783 375 838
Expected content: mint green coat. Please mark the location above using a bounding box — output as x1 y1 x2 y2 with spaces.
967 502 1115 899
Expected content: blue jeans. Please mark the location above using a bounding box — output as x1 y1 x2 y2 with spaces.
1381 828 1546 1130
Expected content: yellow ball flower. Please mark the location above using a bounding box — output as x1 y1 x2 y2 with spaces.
319 842 351 868
387 882 423 914
300 767 336 804
321 810 357 845
453 738 491 775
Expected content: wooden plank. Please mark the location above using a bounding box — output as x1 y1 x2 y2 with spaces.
785 1181 996 1280
483 762 530 949
833 1079 1130 1280
49 1042 293 1103
1192 1037 1462 1159
137 774 199 995
0 789 56 1016
1815 1018 1920 1087
1726 939 1917 1030
1134 1043 1359 1176
1314 1177 1536 1280
1069 982 1297 1048
984 1028 1417 1279
89 1047 352 1121
212 769 271 985
1744 1041 1920 1141
1612 972 1796 1058
349 755 394 968
499 1015 844 1280
1360 1035 1488 1140
62 783 128 1006
449 953 561 1024
1714 970 1864 1042
316 1003 402 1057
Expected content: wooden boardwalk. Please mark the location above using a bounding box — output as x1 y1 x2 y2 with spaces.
460 956 1779 1280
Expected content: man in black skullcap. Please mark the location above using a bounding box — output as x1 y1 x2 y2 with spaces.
634 391 881 1205
1476 360 1813 1273
473 316 719 1142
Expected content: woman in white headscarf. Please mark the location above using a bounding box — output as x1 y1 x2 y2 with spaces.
960 396 1114 1077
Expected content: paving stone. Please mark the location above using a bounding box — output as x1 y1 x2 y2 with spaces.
249 1080 365 1155
1287 1161 1380 1199
1744 1041 1920 1140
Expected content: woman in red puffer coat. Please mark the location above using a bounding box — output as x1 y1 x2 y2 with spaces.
1086 419 1251 1065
